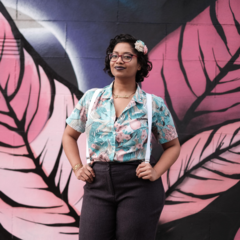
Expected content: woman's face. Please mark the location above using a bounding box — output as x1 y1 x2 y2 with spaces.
110 42 141 81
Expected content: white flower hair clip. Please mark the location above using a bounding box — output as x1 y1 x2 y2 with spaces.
134 40 148 55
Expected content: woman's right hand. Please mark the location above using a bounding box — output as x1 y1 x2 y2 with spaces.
74 164 95 183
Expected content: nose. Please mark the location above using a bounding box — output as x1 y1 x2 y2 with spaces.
116 55 123 63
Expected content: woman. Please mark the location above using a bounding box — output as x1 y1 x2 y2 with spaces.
62 33 180 240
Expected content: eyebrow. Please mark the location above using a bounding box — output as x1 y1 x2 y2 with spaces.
112 51 134 54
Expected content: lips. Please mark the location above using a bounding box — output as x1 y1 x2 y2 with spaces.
114 66 126 70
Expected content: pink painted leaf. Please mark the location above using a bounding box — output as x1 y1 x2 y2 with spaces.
143 0 240 134
160 120 240 224
0 5 86 239
235 228 240 240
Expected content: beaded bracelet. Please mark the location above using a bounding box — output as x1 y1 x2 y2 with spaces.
73 163 82 171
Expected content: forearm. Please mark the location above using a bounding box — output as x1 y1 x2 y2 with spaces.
62 133 83 169
153 143 180 178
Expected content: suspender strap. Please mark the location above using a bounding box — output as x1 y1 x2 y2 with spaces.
145 93 152 163
86 89 102 164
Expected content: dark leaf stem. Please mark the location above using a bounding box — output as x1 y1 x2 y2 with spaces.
198 31 212 87
161 59 180 127
218 78 240 84
210 1 231 56
176 188 224 200
0 32 5 62
229 0 240 35
0 191 62 209
178 24 197 98
193 102 240 117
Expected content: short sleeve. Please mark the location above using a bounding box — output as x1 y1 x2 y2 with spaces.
66 89 94 133
152 95 178 144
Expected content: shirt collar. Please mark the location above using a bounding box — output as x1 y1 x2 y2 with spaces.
133 83 144 104
102 81 144 104
102 81 113 99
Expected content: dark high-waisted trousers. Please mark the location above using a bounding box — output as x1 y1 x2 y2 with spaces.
79 160 165 240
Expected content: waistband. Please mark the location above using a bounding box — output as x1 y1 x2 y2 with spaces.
90 160 156 168
93 160 143 165
90 160 144 172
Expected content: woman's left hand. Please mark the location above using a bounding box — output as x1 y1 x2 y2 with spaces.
136 162 160 181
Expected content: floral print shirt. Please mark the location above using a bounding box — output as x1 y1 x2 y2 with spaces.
66 81 178 163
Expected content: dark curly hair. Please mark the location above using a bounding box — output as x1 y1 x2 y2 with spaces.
103 33 152 83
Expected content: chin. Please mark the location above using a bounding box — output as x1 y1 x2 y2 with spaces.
113 72 127 78
114 75 130 80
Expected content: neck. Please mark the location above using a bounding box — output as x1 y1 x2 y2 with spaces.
113 78 137 94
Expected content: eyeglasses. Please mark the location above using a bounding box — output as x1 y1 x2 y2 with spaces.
108 53 137 63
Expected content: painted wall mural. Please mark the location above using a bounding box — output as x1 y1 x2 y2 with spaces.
0 0 240 239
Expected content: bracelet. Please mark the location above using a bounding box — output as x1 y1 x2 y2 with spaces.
73 163 82 171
